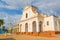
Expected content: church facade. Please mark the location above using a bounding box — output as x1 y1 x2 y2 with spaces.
13 5 60 36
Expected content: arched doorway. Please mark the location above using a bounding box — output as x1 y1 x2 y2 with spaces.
25 23 28 32
32 21 36 32
20 24 22 32
39 21 42 32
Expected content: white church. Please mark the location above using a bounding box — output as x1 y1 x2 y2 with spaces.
13 5 60 36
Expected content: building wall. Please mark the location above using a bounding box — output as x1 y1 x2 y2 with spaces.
38 14 44 32
54 17 60 31
19 6 39 32
20 6 38 21
18 5 60 34
43 16 55 31
19 17 39 32
59 19 60 31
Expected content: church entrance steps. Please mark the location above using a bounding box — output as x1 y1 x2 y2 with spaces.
55 31 60 34
39 31 55 37
12 31 56 37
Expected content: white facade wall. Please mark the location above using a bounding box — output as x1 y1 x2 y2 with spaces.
20 6 38 21
43 16 55 31
57 19 60 31
59 20 60 31
21 22 25 32
19 17 38 32
54 17 60 31
36 19 39 32
19 6 39 32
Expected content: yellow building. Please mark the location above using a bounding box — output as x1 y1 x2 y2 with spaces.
13 24 19 34
14 5 60 36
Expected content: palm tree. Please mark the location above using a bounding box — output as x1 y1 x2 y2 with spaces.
0 19 4 29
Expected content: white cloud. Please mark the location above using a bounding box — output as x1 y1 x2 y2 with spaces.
33 0 59 10
0 0 60 10
0 0 59 16
0 12 21 28
0 0 36 9
32 0 60 17
0 0 33 9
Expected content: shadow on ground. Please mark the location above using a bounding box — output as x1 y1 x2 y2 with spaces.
0 38 16 40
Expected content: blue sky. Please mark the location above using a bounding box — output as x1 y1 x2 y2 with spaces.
0 0 60 28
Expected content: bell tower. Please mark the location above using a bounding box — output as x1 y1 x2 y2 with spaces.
20 5 38 21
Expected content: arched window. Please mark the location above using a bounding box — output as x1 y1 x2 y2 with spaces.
26 13 28 18
25 23 28 32
32 21 36 32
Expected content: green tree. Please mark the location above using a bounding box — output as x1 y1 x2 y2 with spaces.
2 26 5 31
0 19 4 26
0 19 4 29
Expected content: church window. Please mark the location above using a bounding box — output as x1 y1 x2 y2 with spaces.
47 21 49 25
26 13 28 18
